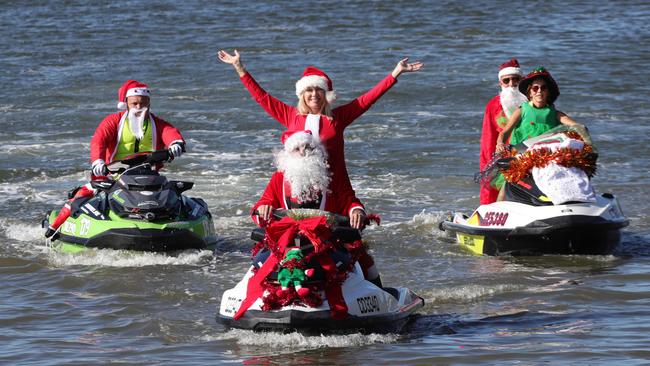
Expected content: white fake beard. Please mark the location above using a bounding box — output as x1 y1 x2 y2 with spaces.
128 107 148 139
500 87 528 118
276 148 331 203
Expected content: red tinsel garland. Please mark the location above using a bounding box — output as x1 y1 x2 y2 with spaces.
255 223 366 312
260 282 323 310
280 258 304 271
251 241 266 258
501 134 597 183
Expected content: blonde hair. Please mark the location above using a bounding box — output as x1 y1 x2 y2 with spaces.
297 94 333 119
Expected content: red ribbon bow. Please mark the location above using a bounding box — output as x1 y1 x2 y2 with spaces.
233 215 349 320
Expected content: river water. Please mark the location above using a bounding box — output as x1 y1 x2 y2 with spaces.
2 1 650 364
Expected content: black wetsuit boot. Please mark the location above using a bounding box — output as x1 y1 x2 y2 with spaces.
368 275 383 288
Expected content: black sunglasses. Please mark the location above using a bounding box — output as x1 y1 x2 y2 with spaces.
501 76 521 85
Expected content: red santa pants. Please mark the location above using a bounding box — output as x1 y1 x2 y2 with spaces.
50 184 96 229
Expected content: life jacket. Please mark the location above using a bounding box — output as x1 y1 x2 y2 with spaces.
113 116 155 161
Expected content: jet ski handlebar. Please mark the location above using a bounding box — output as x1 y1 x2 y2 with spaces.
250 208 361 244
496 157 516 170
106 150 172 174
272 209 351 227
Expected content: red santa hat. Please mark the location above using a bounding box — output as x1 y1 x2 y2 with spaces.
117 80 151 109
295 66 338 103
281 130 318 151
498 59 523 80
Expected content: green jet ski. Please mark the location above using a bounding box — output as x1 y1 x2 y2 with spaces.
42 150 218 253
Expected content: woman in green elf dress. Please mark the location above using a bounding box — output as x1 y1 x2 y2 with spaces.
495 66 578 153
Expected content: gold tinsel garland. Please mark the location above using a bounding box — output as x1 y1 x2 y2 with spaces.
501 134 597 183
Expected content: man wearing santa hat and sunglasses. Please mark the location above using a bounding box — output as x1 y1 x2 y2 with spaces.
479 59 528 204
44 80 186 240
90 79 186 176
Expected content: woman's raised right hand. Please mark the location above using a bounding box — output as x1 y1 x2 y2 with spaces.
218 50 246 76
218 49 240 64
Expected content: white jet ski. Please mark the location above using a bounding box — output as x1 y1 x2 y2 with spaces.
440 126 628 256
217 209 424 333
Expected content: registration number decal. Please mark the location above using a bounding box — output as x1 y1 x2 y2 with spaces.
79 218 91 236
481 212 508 226
62 221 76 234
357 295 380 314
223 296 242 314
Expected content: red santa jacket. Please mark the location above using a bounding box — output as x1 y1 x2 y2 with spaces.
251 171 365 226
479 95 508 204
90 111 184 164
240 72 397 197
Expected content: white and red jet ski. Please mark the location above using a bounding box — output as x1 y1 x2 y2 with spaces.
218 209 424 333
440 127 628 255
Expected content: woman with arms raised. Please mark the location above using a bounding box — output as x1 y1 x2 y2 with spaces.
218 49 423 195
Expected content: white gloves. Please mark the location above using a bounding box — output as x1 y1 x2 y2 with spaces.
169 142 184 158
92 159 107 176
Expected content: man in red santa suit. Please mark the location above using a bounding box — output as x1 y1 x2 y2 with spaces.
44 80 186 239
90 79 185 175
479 59 528 204
252 130 382 287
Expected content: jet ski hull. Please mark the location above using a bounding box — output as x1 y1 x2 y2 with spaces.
42 151 218 253
440 194 628 256
44 209 218 253
218 264 424 334
218 297 422 334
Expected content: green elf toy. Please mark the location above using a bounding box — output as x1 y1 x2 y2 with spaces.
277 248 314 297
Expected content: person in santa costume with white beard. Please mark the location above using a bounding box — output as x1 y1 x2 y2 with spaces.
251 130 382 287
479 59 529 204
218 49 423 204
44 80 186 240
90 79 185 175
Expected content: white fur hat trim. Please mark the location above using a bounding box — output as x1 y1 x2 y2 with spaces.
498 67 522 80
